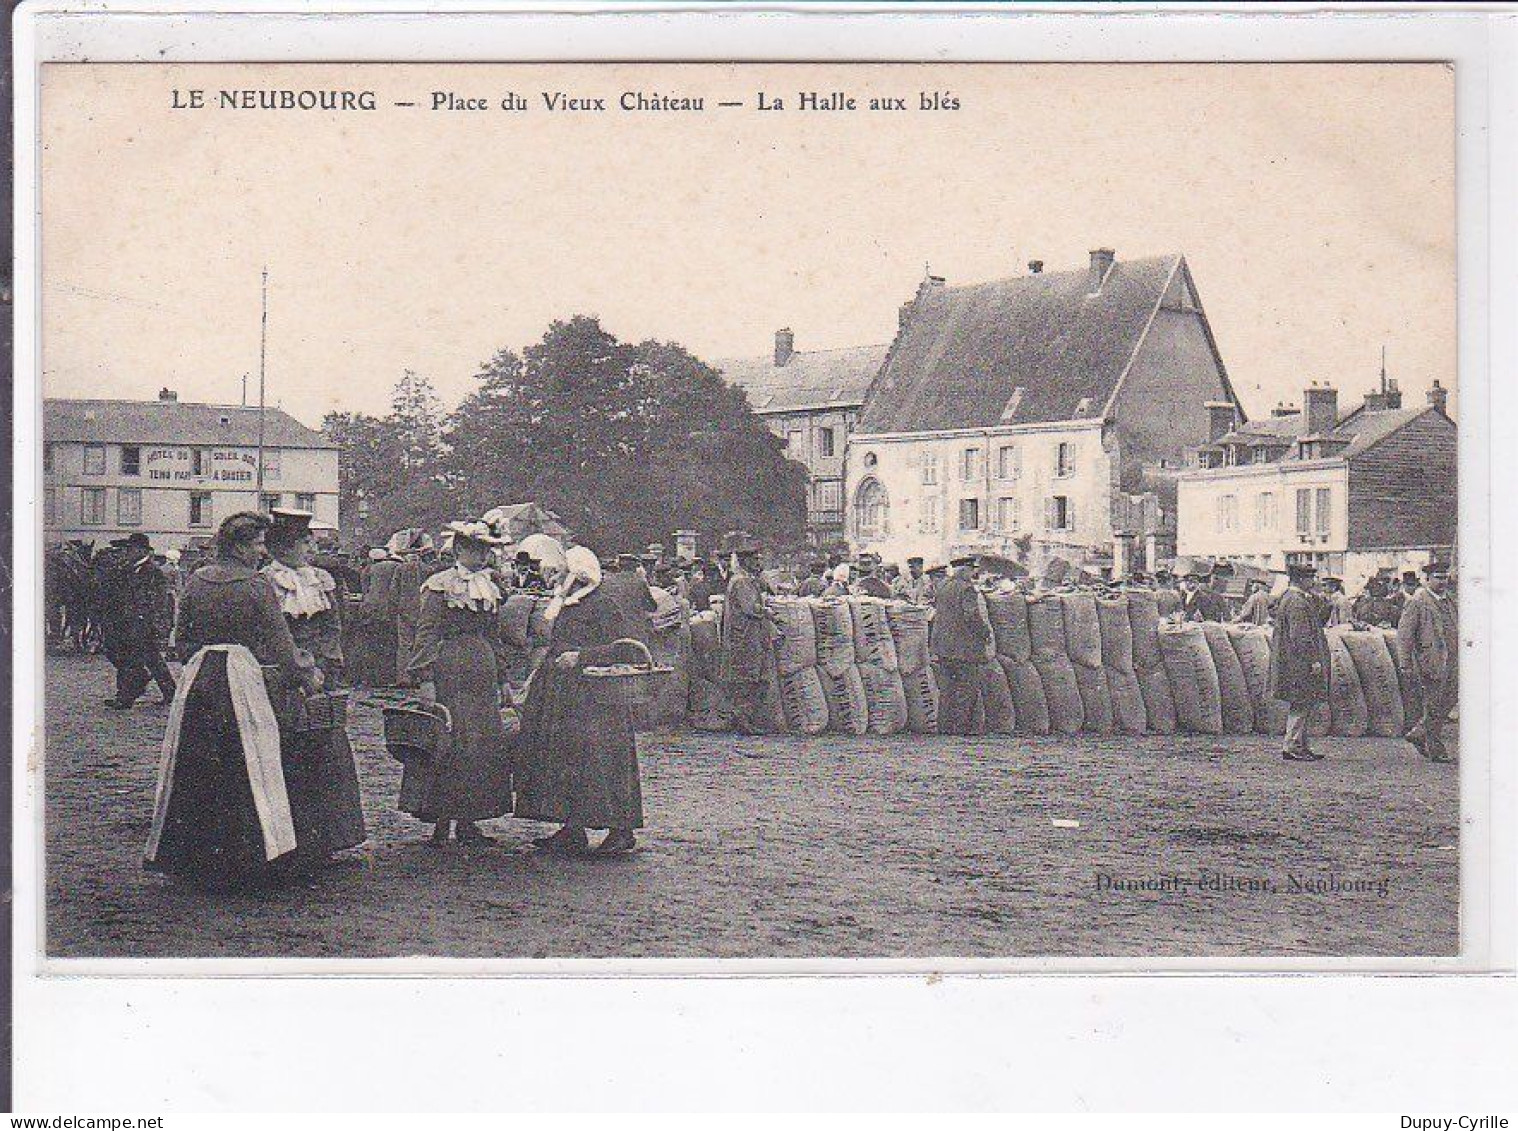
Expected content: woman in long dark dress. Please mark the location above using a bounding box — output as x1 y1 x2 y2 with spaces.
405 522 514 849
515 546 646 855
261 508 367 861
145 512 324 889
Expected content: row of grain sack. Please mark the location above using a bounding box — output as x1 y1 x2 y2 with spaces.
985 590 1409 738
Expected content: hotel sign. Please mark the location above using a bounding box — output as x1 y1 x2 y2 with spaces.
146 447 258 483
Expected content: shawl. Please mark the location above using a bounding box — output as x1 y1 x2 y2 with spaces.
422 562 503 612
263 560 336 618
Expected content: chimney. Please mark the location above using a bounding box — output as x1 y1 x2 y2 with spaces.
157 387 178 403
1303 382 1339 436
1272 402 1297 418
1427 379 1448 415
774 327 795 367
1028 259 1044 275
1088 248 1115 293
1205 400 1237 442
1385 378 1401 409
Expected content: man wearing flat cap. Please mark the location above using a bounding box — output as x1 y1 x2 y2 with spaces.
1268 561 1331 762
899 556 935 605
1179 565 1229 623
1397 561 1458 762
931 555 990 735
719 533 776 734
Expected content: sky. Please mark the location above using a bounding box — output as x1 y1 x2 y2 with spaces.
41 62 1454 429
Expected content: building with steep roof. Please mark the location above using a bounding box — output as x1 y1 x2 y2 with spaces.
43 389 339 549
716 331 889 546
1175 374 1456 587
845 249 1241 573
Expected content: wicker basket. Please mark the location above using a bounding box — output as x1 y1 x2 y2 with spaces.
382 703 452 764
296 691 348 733
580 638 674 679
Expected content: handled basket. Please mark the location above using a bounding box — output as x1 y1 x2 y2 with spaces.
382 702 453 765
261 665 348 734
580 637 674 679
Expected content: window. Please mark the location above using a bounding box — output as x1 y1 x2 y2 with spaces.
814 480 842 513
997 443 1020 480
919 495 940 534
818 428 835 458
1255 491 1277 532
43 444 54 473
81 488 106 525
189 491 213 528
262 493 282 512
191 448 207 477
1054 441 1075 478
295 492 317 512
786 429 803 453
958 498 981 531
120 445 141 476
853 478 889 540
44 487 58 525
117 488 142 526
1252 447 1271 465
263 449 281 480
83 445 106 476
1049 495 1074 531
1216 494 1238 533
960 447 983 482
996 496 1019 531
920 450 939 486
1315 487 1331 535
1295 488 1312 535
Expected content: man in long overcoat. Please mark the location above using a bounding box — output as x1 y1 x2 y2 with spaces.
98 532 177 709
1268 562 1331 762
719 534 775 735
1397 561 1458 762
931 555 991 735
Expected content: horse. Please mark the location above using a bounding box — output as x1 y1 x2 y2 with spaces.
44 540 100 653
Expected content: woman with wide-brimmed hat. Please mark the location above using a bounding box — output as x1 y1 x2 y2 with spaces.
406 521 515 849
514 545 647 855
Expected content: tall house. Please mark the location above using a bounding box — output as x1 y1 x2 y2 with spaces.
717 330 889 547
43 390 340 550
1175 376 1456 588
846 250 1241 574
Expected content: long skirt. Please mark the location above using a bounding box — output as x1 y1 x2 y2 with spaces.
399 634 512 822
145 649 296 888
515 662 643 830
283 724 367 858
351 622 398 687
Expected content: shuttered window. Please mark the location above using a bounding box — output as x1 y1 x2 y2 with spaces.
1295 488 1312 534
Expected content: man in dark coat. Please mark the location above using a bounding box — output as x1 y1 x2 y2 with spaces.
1268 562 1331 762
719 534 776 734
98 532 177 709
1352 574 1401 628
1397 562 1458 762
854 558 894 599
931 555 991 735
1179 567 1229 622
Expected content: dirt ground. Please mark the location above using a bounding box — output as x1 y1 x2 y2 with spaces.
41 653 1459 959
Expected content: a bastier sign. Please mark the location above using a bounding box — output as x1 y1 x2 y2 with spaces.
145 446 257 483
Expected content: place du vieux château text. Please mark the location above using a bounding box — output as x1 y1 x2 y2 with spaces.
169 87 962 113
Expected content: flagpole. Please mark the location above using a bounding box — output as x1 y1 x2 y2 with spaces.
256 266 268 505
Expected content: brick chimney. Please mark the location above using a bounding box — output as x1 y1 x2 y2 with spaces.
1427 379 1449 415
1088 248 1115 293
1205 400 1237 442
774 327 795 367
1303 382 1339 435
1028 259 1044 275
1271 402 1297 418
158 387 178 403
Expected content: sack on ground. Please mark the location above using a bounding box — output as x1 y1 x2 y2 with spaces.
1343 629 1405 738
902 665 939 734
1382 626 1423 727
1201 621 1255 734
778 664 830 736
1326 627 1370 738
1126 589 1165 673
1159 622 1223 735
999 657 1051 736
850 599 899 672
887 602 932 675
1096 595 1136 674
638 620 691 729
859 661 908 735
981 661 1016 734
1033 656 1084 735
688 611 722 681
1106 665 1148 735
1136 663 1178 735
811 600 857 675
1072 662 1114 734
987 592 1033 663
1062 592 1104 670
1027 596 1070 665
767 597 818 677
1227 624 1286 736
818 661 869 735
687 676 734 731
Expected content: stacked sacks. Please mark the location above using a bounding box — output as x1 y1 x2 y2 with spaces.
1062 592 1114 734
1158 622 1223 735
1028 595 1083 735
1342 628 1405 738
887 603 939 735
852 598 907 734
981 659 1017 734
812 599 868 735
1325 626 1370 738
1125 589 1177 735
768 597 828 736
986 592 1050 736
641 590 692 729
1096 593 1148 736
686 610 733 731
1384 626 1423 729
1200 621 1255 734
1227 624 1287 736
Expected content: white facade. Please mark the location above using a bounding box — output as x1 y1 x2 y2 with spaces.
844 418 1114 568
1176 459 1348 568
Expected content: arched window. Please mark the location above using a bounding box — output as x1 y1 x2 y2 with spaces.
854 477 889 540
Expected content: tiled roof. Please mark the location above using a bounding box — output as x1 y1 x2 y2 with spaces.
45 398 333 449
856 254 1185 434
1215 405 1434 460
716 344 890 415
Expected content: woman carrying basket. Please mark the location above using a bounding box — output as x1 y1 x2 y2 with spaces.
406 521 515 849
515 545 646 855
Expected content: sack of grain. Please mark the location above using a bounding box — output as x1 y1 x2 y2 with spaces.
850 598 900 672
811 599 857 675
1383 627 1423 728
767 597 818 677
777 664 830 736
981 661 1017 734
758 656 788 735
1027 596 1070 665
1227 624 1286 736
1072 662 1115 734
1159 622 1223 734
1201 621 1255 734
688 611 722 681
1136 664 1178 735
1326 627 1370 738
1096 595 1136 674
999 657 1051 736
859 661 909 734
687 675 734 731
1033 656 1084 735
818 662 869 735
639 619 691 729
1126 589 1165 673
902 665 939 734
1062 592 1104 670
1106 665 1149 735
500 592 537 650
886 602 932 675
1310 702 1332 738
987 592 1033 662
1342 629 1405 738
